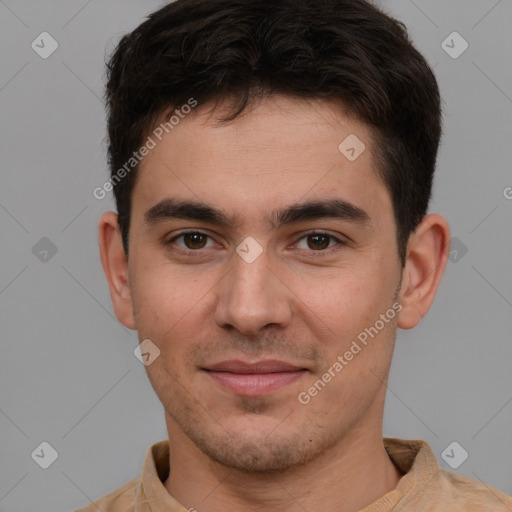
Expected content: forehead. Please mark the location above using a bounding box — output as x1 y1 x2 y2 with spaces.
132 95 390 224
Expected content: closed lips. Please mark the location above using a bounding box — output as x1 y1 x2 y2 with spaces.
204 359 307 374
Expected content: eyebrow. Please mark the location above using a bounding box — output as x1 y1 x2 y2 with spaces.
143 197 370 230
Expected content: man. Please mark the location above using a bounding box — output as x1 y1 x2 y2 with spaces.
78 0 512 510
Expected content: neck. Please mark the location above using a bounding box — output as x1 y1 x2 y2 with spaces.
164 423 402 512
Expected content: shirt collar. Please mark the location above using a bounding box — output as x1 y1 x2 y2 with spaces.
136 439 187 512
362 438 440 511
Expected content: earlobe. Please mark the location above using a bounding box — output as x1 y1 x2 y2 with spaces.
397 214 450 330
98 211 136 330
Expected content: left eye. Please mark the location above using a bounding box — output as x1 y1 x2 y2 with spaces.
295 232 344 251
169 231 215 250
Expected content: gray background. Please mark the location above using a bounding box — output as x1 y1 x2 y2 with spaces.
0 0 511 510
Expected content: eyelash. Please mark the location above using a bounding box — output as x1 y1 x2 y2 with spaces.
166 230 348 257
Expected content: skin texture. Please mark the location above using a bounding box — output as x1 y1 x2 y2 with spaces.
99 95 450 512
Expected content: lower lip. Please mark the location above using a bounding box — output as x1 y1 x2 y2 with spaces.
204 370 306 396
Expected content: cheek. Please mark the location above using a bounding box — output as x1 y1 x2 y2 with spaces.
130 275 194 371
287 263 393 335
132 260 214 327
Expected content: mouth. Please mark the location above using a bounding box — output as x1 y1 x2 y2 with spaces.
202 359 308 396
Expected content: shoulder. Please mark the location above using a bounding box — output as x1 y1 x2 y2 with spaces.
74 477 139 512
383 438 512 511
423 469 512 510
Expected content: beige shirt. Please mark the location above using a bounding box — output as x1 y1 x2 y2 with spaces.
74 437 512 511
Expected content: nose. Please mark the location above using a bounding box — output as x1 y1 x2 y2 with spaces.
214 245 293 337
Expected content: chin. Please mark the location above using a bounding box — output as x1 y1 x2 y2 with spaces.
184 421 340 474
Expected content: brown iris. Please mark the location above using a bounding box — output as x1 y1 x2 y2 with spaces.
307 234 330 250
183 232 208 249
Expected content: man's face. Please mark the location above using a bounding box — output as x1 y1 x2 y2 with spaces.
126 95 403 472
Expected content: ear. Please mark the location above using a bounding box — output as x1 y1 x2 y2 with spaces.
98 211 136 330
397 213 450 330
